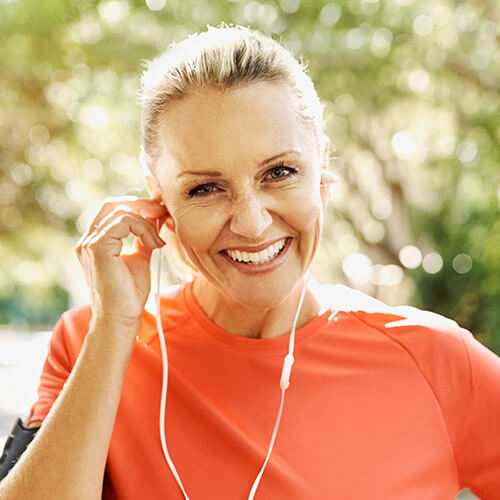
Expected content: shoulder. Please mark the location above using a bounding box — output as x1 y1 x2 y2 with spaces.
53 303 93 343
42 304 93 368
313 280 473 359
315 281 479 423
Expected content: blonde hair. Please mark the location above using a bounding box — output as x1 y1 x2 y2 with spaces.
138 22 329 281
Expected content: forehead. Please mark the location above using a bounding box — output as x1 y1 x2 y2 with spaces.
156 81 313 171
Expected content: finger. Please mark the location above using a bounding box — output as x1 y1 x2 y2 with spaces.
88 197 167 235
144 212 170 232
132 230 164 257
90 213 162 256
126 197 167 217
96 206 162 243
132 232 155 258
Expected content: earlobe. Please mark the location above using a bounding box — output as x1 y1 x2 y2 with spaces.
320 170 339 185
143 173 175 232
165 216 176 233
320 169 337 206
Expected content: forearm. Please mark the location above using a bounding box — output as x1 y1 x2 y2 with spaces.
0 321 137 500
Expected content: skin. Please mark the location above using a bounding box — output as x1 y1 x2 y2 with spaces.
146 81 331 339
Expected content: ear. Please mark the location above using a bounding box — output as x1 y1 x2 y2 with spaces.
321 134 331 172
319 136 338 205
142 172 176 233
320 137 340 182
143 172 162 198
140 146 162 197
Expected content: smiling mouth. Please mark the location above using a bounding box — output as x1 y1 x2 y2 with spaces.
223 238 289 265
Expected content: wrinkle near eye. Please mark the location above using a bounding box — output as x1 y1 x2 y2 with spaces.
188 183 219 197
178 162 308 202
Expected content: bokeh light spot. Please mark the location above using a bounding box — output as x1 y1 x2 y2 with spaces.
452 253 473 274
342 253 372 285
98 0 130 24
399 245 422 269
11 163 34 186
319 3 342 26
456 141 478 165
391 131 415 159
280 0 300 14
334 93 354 115
145 0 166 11
28 125 50 146
370 27 393 57
408 69 429 93
413 15 434 36
422 252 443 274
346 28 367 50
82 158 103 180
370 264 403 286
84 106 109 129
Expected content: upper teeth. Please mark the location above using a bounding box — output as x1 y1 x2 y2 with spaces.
225 238 287 264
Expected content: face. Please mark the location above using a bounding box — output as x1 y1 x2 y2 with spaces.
152 81 329 308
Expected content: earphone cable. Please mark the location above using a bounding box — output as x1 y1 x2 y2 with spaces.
152 193 328 498
154 220 191 499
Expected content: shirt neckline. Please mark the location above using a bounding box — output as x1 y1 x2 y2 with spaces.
180 280 334 351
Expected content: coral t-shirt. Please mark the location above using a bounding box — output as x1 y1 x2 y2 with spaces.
27 281 500 499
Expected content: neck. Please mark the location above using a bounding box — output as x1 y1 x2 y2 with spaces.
191 276 321 339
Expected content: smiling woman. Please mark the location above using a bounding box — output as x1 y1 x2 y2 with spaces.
146 79 329 318
138 25 330 289
1 22 499 500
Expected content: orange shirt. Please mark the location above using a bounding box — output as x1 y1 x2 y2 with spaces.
27 281 500 499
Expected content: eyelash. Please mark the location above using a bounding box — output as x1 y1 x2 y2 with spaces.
187 161 298 198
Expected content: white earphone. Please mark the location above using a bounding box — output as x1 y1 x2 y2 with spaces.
151 172 334 499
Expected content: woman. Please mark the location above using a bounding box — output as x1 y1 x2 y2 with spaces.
0 24 499 500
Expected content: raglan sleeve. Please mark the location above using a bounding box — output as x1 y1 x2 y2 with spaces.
455 329 500 499
26 305 90 426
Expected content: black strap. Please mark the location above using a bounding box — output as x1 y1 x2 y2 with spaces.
0 418 40 482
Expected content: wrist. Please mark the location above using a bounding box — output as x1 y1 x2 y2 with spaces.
90 314 142 337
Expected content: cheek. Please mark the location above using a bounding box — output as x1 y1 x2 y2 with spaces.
175 207 225 255
282 190 322 234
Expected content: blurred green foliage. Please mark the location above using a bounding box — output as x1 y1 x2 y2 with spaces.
0 0 499 351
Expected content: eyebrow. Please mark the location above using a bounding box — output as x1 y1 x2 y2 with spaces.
176 150 303 179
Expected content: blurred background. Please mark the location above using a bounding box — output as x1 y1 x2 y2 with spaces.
0 0 498 497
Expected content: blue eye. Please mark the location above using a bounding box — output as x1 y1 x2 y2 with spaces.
188 183 217 197
268 162 297 180
187 161 298 198
269 167 291 179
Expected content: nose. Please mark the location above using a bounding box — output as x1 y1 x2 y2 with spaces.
229 192 273 239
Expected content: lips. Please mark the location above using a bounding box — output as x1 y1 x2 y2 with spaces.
221 236 290 254
225 238 288 264
219 237 293 275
